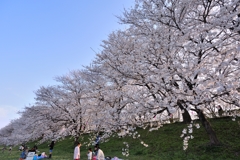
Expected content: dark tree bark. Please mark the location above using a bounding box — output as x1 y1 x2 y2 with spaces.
197 109 220 145
177 100 192 123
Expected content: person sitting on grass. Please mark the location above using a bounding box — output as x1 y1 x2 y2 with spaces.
33 154 38 160
29 146 36 153
19 149 27 160
33 152 48 159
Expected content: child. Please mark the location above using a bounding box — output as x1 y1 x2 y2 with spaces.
92 147 97 160
87 148 92 160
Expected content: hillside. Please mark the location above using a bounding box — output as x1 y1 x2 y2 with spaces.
0 117 240 160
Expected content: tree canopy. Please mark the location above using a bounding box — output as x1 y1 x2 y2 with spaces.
0 0 239 151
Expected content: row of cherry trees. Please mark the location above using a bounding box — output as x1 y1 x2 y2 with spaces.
0 0 239 148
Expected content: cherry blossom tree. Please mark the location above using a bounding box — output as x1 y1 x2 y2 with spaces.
34 70 96 143
1 0 239 150
0 122 15 145
93 0 240 145
0 105 56 145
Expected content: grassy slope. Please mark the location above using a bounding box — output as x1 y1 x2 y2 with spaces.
0 117 240 160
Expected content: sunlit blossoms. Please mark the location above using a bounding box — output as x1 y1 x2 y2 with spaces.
140 141 149 147
122 142 129 157
0 0 239 154
180 122 199 150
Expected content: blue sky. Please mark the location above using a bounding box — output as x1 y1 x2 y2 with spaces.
0 0 135 129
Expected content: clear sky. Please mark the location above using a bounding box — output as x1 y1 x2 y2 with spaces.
0 0 135 129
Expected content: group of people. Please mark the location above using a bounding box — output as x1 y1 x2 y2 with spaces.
74 143 105 160
19 141 55 160
16 137 109 160
19 143 38 159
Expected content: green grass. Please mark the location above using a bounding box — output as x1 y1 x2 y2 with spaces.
0 117 240 160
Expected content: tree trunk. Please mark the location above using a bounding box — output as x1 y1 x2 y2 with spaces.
197 110 220 145
177 100 192 123
182 108 192 123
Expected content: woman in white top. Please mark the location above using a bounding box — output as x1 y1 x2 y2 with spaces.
87 148 92 160
94 145 105 160
73 142 81 160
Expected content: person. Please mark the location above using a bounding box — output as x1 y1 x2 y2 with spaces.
28 144 39 153
95 135 100 145
19 149 27 160
29 146 36 153
217 105 223 117
8 146 12 154
19 145 23 151
92 147 97 160
87 148 92 160
73 142 81 160
33 154 38 160
34 145 38 152
33 152 48 160
1 146 6 153
94 144 104 160
169 113 174 123
40 152 48 159
21 144 26 151
48 141 55 158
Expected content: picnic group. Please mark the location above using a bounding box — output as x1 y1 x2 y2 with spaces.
2 135 123 160
18 141 54 160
